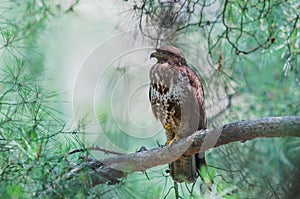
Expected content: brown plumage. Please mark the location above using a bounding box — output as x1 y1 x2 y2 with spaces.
149 46 206 183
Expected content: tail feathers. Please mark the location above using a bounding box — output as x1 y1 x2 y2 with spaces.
195 152 207 171
170 152 206 183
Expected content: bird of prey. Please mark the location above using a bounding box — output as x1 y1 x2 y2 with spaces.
149 46 206 183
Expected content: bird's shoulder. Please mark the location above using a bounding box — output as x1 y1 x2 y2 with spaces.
173 64 203 89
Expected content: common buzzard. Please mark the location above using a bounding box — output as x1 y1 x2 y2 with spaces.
149 46 206 183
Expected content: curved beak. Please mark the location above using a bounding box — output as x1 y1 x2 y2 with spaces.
150 51 158 59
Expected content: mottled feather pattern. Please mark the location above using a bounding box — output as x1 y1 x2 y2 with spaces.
149 46 206 183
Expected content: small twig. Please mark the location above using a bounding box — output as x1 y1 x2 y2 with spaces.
69 145 126 156
264 176 280 199
65 0 80 13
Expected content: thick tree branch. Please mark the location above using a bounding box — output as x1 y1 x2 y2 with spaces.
46 116 300 191
100 116 300 173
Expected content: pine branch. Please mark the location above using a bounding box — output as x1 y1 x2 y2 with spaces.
42 116 300 194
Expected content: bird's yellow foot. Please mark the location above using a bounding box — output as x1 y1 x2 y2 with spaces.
167 134 179 146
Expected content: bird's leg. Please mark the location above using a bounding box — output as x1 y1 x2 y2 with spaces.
167 134 180 146
164 123 179 146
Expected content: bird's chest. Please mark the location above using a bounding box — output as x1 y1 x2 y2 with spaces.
149 65 192 126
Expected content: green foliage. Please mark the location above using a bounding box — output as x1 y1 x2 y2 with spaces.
0 47 84 197
0 0 299 198
0 1 86 198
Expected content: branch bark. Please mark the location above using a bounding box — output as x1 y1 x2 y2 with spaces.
71 116 300 187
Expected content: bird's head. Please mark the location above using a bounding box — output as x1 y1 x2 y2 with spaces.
150 46 185 63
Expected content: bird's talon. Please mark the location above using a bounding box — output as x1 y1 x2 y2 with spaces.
167 135 179 146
